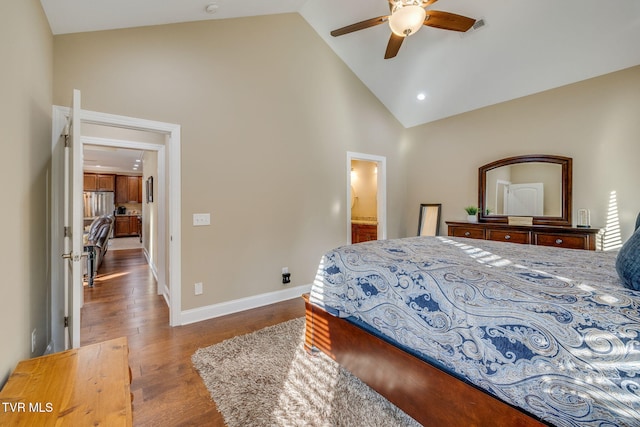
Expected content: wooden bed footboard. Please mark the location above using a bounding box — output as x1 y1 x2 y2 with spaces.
303 294 548 427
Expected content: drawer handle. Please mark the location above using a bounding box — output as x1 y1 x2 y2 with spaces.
555 239 563 244
504 234 511 240
464 232 471 237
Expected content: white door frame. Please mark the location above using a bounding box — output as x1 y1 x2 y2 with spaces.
51 105 182 350
346 151 387 243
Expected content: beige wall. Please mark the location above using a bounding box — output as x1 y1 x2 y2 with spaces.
0 0 53 383
143 151 158 271
53 14 406 310
405 65 640 243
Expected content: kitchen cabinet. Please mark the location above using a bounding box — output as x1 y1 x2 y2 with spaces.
84 174 96 191
84 173 115 191
114 215 141 238
128 176 142 203
115 175 142 203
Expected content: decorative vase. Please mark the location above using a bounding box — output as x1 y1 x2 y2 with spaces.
467 214 478 223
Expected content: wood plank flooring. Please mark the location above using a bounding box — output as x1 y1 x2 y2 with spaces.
81 247 305 426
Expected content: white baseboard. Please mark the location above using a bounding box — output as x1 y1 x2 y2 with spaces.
180 283 312 326
143 248 158 279
161 284 170 307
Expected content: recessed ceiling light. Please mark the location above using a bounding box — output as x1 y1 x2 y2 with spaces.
416 93 426 101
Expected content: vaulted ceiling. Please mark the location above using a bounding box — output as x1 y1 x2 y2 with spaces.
41 0 640 128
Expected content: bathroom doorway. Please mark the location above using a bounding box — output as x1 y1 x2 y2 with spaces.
346 152 387 244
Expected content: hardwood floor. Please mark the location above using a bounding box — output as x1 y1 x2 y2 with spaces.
82 247 305 426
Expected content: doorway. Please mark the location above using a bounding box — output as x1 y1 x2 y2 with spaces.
346 152 387 244
51 103 182 352
82 132 162 276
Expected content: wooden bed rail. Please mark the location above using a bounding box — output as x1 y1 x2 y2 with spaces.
303 294 548 427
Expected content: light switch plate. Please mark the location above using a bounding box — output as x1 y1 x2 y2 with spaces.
193 213 211 226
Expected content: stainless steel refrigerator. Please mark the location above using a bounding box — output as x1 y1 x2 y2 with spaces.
83 191 115 219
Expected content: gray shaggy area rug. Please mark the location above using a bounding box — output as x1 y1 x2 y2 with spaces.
192 317 421 427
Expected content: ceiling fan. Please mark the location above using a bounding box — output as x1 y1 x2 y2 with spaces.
330 0 476 59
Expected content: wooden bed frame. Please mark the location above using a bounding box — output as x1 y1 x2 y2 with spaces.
303 294 549 427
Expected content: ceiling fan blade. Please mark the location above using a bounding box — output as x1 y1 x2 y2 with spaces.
384 33 405 59
424 10 476 32
330 16 388 37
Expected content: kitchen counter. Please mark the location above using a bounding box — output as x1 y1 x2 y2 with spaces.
351 220 378 225
351 216 378 225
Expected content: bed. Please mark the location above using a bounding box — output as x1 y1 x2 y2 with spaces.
304 236 640 426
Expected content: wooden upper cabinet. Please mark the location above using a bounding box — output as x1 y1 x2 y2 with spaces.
128 176 141 202
116 175 143 203
97 174 115 191
84 173 115 191
116 175 129 203
84 174 97 191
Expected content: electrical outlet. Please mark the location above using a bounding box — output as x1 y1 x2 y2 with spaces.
282 267 291 285
193 213 211 226
194 282 203 295
31 329 37 353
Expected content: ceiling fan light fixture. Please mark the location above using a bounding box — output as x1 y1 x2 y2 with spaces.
205 4 219 14
389 5 426 37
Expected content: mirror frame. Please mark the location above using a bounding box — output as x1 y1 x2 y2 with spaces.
417 203 442 236
478 154 572 226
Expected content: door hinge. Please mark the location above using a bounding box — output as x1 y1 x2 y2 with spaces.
64 226 71 237
64 316 69 327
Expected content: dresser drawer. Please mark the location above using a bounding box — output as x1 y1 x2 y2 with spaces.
487 229 530 244
445 221 599 251
449 226 485 239
534 233 589 250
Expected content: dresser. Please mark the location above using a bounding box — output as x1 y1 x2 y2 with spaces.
446 221 601 250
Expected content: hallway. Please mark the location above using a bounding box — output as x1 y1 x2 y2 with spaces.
81 248 304 425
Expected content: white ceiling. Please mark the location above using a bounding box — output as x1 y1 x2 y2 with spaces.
42 0 640 130
83 145 144 174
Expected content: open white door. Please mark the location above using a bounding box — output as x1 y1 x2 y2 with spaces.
504 183 544 216
62 89 85 348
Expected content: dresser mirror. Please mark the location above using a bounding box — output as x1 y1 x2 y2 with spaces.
478 155 572 226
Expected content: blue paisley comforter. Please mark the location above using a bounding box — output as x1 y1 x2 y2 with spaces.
310 236 640 427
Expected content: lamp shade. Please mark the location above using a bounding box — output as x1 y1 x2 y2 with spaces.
388 5 426 37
